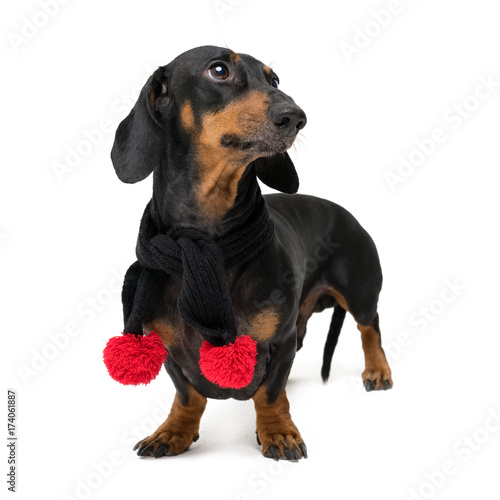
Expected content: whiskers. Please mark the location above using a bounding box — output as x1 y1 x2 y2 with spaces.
292 132 308 153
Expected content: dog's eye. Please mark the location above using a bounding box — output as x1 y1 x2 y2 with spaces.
271 78 279 89
208 63 229 80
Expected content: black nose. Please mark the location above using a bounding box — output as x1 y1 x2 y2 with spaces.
270 105 307 136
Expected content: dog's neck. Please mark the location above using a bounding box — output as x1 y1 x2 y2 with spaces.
151 157 264 238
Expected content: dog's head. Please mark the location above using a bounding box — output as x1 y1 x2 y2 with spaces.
111 46 306 207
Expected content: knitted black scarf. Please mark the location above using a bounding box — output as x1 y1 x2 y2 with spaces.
122 199 275 346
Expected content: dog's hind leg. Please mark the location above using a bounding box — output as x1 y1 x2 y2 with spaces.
357 313 393 391
322 286 392 391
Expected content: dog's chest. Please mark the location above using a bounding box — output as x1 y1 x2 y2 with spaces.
144 267 286 348
145 303 281 351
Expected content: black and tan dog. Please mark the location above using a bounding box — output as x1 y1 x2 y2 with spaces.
111 45 392 461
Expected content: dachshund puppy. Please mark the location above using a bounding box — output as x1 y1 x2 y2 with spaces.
110 45 392 461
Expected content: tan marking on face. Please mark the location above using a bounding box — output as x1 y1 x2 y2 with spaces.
198 90 270 149
249 308 280 342
229 52 241 63
263 64 272 74
180 100 195 132
194 90 270 220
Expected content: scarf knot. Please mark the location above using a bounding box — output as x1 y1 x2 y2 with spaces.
122 199 275 347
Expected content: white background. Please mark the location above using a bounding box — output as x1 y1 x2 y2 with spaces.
2 1 499 499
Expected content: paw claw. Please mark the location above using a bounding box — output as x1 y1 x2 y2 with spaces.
265 444 279 461
138 445 154 457
154 444 169 458
365 379 376 392
284 445 300 461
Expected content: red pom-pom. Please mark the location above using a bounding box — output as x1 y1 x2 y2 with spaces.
199 335 258 389
103 331 167 386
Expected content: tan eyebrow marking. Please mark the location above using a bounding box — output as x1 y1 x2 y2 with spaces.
180 100 195 132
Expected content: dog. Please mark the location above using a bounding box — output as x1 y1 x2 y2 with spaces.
110 45 393 461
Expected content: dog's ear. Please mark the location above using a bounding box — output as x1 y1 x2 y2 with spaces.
111 67 169 183
253 152 299 194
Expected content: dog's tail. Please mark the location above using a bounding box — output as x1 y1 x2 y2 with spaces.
321 305 347 382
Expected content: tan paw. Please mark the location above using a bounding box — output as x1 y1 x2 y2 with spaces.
133 429 199 458
256 424 307 461
362 368 393 391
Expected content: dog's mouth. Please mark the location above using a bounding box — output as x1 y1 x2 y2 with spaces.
220 130 296 156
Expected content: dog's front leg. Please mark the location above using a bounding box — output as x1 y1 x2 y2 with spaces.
134 386 206 458
253 386 307 460
253 332 307 460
